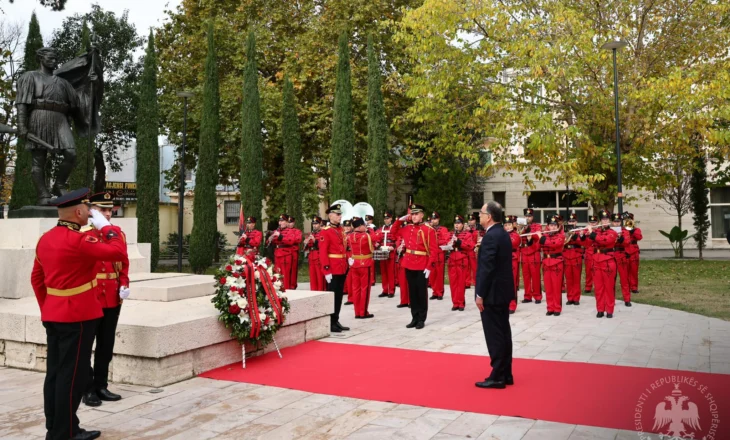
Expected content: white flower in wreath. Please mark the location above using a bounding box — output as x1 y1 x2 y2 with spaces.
236 297 248 309
259 312 266 321
254 270 261 280
227 290 239 302
273 280 283 291
238 311 249 324
258 260 268 270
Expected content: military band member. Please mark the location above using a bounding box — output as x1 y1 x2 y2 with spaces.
82 192 129 408
623 212 642 294
504 215 521 314
236 216 263 261
375 211 397 298
580 210 618 318
520 208 542 304
271 214 296 290
582 215 599 292
287 216 303 289
348 217 377 318
429 211 450 300
447 215 474 311
564 213 584 306
467 212 483 288
319 204 351 333
612 213 632 307
343 219 354 305
534 215 564 316
390 204 439 329
365 215 376 286
305 216 326 291
32 188 128 440
395 220 410 308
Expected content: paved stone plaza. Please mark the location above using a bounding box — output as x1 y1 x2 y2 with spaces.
2 285 729 439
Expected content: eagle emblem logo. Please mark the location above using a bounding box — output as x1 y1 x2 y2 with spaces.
652 384 701 438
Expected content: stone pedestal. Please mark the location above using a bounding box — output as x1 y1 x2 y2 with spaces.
0 217 151 299
7 206 59 219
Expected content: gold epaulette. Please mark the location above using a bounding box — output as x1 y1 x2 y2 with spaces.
322 225 331 230
80 225 94 232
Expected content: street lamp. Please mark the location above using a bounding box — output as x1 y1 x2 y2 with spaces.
601 40 628 215
176 91 194 272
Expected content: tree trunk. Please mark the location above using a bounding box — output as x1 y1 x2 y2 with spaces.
677 214 683 258
94 148 106 193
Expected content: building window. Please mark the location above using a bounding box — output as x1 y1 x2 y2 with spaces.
185 168 193 182
710 187 730 239
224 201 240 225
471 192 484 209
526 191 589 224
492 191 506 208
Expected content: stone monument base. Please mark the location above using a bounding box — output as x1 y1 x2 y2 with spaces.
7 206 59 219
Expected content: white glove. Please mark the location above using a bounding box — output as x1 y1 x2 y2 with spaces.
399 215 408 221
348 258 355 266
119 286 130 299
424 269 430 279
89 209 111 229
325 274 333 284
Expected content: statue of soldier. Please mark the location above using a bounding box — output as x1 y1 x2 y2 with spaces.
16 46 102 206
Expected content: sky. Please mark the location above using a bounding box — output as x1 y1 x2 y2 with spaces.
4 0 181 49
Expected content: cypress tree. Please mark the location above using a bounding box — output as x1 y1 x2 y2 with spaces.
366 35 388 222
68 20 92 191
189 22 220 273
282 76 302 229
691 140 710 260
136 30 160 271
10 13 43 210
240 31 263 227
330 32 355 202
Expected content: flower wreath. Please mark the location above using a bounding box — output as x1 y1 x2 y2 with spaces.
212 254 290 349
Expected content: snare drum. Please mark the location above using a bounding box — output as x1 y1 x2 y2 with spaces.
373 249 391 261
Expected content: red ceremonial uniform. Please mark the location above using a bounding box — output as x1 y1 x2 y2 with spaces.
31 221 128 323
273 228 299 290
508 229 521 312
347 231 376 317
563 231 584 304
289 228 303 289
582 234 596 292
537 231 565 314
615 228 632 302
86 228 130 309
468 226 484 288
583 226 618 315
345 230 354 303
626 227 642 292
319 224 348 276
367 226 376 286
236 229 263 262
305 231 326 291
429 224 451 298
396 235 409 306
375 224 397 296
447 228 474 309
521 223 543 301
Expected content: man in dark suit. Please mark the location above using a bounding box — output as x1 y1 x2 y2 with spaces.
475 201 515 389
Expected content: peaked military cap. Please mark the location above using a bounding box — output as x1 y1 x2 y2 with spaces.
50 188 89 209
89 191 114 209
383 211 393 219
409 203 425 214
454 214 464 224
548 215 560 224
524 208 535 216
365 215 374 221
598 210 611 220
351 216 365 228
431 211 440 219
611 213 622 222
326 203 342 214
569 212 578 221
588 215 598 222
343 219 352 227
246 216 257 223
312 216 322 224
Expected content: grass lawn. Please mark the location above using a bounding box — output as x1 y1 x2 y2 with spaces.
158 259 730 320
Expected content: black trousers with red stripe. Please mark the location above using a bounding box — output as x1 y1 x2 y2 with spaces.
44 318 99 440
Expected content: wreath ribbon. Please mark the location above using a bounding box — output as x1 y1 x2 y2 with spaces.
245 261 262 338
257 266 284 325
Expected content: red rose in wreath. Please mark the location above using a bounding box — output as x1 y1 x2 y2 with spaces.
219 277 227 285
225 265 233 271
229 304 241 315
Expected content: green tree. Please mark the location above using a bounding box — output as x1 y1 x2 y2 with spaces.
413 158 468 230
240 30 263 226
396 1 730 212
282 75 302 229
691 139 710 260
9 13 42 210
366 34 388 222
136 30 160 271
330 32 355 202
7 0 67 10
67 20 92 191
189 22 220 274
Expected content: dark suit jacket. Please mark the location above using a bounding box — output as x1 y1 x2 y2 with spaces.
475 224 515 305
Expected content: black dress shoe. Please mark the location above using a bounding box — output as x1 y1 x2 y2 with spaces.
632 290 639 294
509 310 515 314
336 322 350 331
355 316 364 319
584 289 591 293
573 301 580 305
505 376 514 386
451 306 458 311
97 388 121 401
406 321 417 328
415 321 425 329
364 313 375 318
82 391 101 407
330 325 342 332
437 296 443 300
475 379 506 389
606 313 613 318
566 300 574 305
596 312 604 318
72 430 101 440
546 311 554 316
429 295 437 300
397 304 409 308
458 307 465 311
625 301 632 307
378 293 388 297
344 301 353 305
388 294 395 298
553 312 560 316
521 299 532 303
535 299 542 304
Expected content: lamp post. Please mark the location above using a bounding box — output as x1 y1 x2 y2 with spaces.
601 40 628 215
176 91 194 272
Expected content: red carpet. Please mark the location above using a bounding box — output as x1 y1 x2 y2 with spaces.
201 341 730 436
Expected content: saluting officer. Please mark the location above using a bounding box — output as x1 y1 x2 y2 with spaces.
31 188 127 440
390 204 439 329
319 204 351 333
429 211 450 300
82 192 130 408
236 216 263 261
447 215 474 311
304 216 326 291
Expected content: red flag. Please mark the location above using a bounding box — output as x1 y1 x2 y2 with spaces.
238 204 245 236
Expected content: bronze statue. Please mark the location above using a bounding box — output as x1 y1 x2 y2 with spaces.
15 46 103 206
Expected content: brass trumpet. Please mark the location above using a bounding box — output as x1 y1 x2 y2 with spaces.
625 219 635 230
